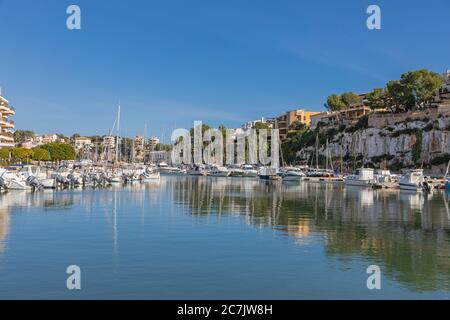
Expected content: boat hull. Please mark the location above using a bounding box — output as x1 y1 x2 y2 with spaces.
209 172 231 177
282 175 304 182
399 183 423 191
344 179 373 187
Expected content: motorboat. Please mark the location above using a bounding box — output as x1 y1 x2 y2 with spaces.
372 169 399 189
208 166 231 177
140 171 160 181
282 168 306 182
242 164 258 177
306 168 335 178
20 165 55 189
258 167 280 180
399 169 433 192
157 162 181 174
188 165 207 176
344 168 375 187
0 168 32 190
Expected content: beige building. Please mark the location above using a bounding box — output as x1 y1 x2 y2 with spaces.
148 137 160 151
310 112 339 129
74 137 92 150
0 94 15 148
42 134 58 144
102 135 116 150
275 109 321 140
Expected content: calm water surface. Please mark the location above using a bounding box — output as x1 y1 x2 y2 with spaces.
0 176 449 299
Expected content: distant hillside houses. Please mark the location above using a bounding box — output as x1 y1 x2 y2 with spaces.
21 134 66 149
311 69 450 130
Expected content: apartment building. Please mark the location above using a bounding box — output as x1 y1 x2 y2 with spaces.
148 137 160 151
74 137 92 150
0 94 15 148
242 117 274 130
275 109 321 140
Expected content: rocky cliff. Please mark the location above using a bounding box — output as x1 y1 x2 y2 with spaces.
297 115 450 174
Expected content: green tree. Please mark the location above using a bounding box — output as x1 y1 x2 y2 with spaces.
341 92 362 108
288 121 307 131
325 94 345 111
386 79 412 113
0 148 11 163
41 143 76 161
254 122 269 130
13 130 35 144
385 70 443 113
401 69 443 109
11 147 33 163
366 88 387 110
32 147 51 162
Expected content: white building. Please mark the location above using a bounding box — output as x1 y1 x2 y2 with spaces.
148 137 160 150
242 117 274 130
0 94 15 148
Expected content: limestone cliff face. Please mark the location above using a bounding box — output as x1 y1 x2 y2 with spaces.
297 116 450 173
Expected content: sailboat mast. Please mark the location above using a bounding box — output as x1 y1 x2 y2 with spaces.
315 134 319 169
115 104 121 163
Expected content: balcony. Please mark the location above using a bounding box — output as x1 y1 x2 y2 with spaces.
0 131 14 142
3 107 15 115
0 119 14 128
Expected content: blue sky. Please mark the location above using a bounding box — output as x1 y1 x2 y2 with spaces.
1 0 449 141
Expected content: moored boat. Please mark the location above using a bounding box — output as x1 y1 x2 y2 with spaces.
208 166 231 177
282 168 306 182
399 169 433 192
344 168 375 187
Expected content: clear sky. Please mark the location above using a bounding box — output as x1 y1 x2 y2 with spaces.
1 0 449 141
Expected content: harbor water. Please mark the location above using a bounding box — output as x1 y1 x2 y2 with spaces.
0 175 449 299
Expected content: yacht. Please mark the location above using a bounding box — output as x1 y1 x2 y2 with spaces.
282 168 306 182
228 166 244 177
242 164 258 177
306 168 336 178
109 172 122 183
344 168 375 187
258 167 280 180
372 169 399 189
157 162 181 174
399 169 433 192
208 166 231 177
188 165 207 176
140 171 160 181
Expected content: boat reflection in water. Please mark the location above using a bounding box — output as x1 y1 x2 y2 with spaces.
169 177 450 293
0 176 449 298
